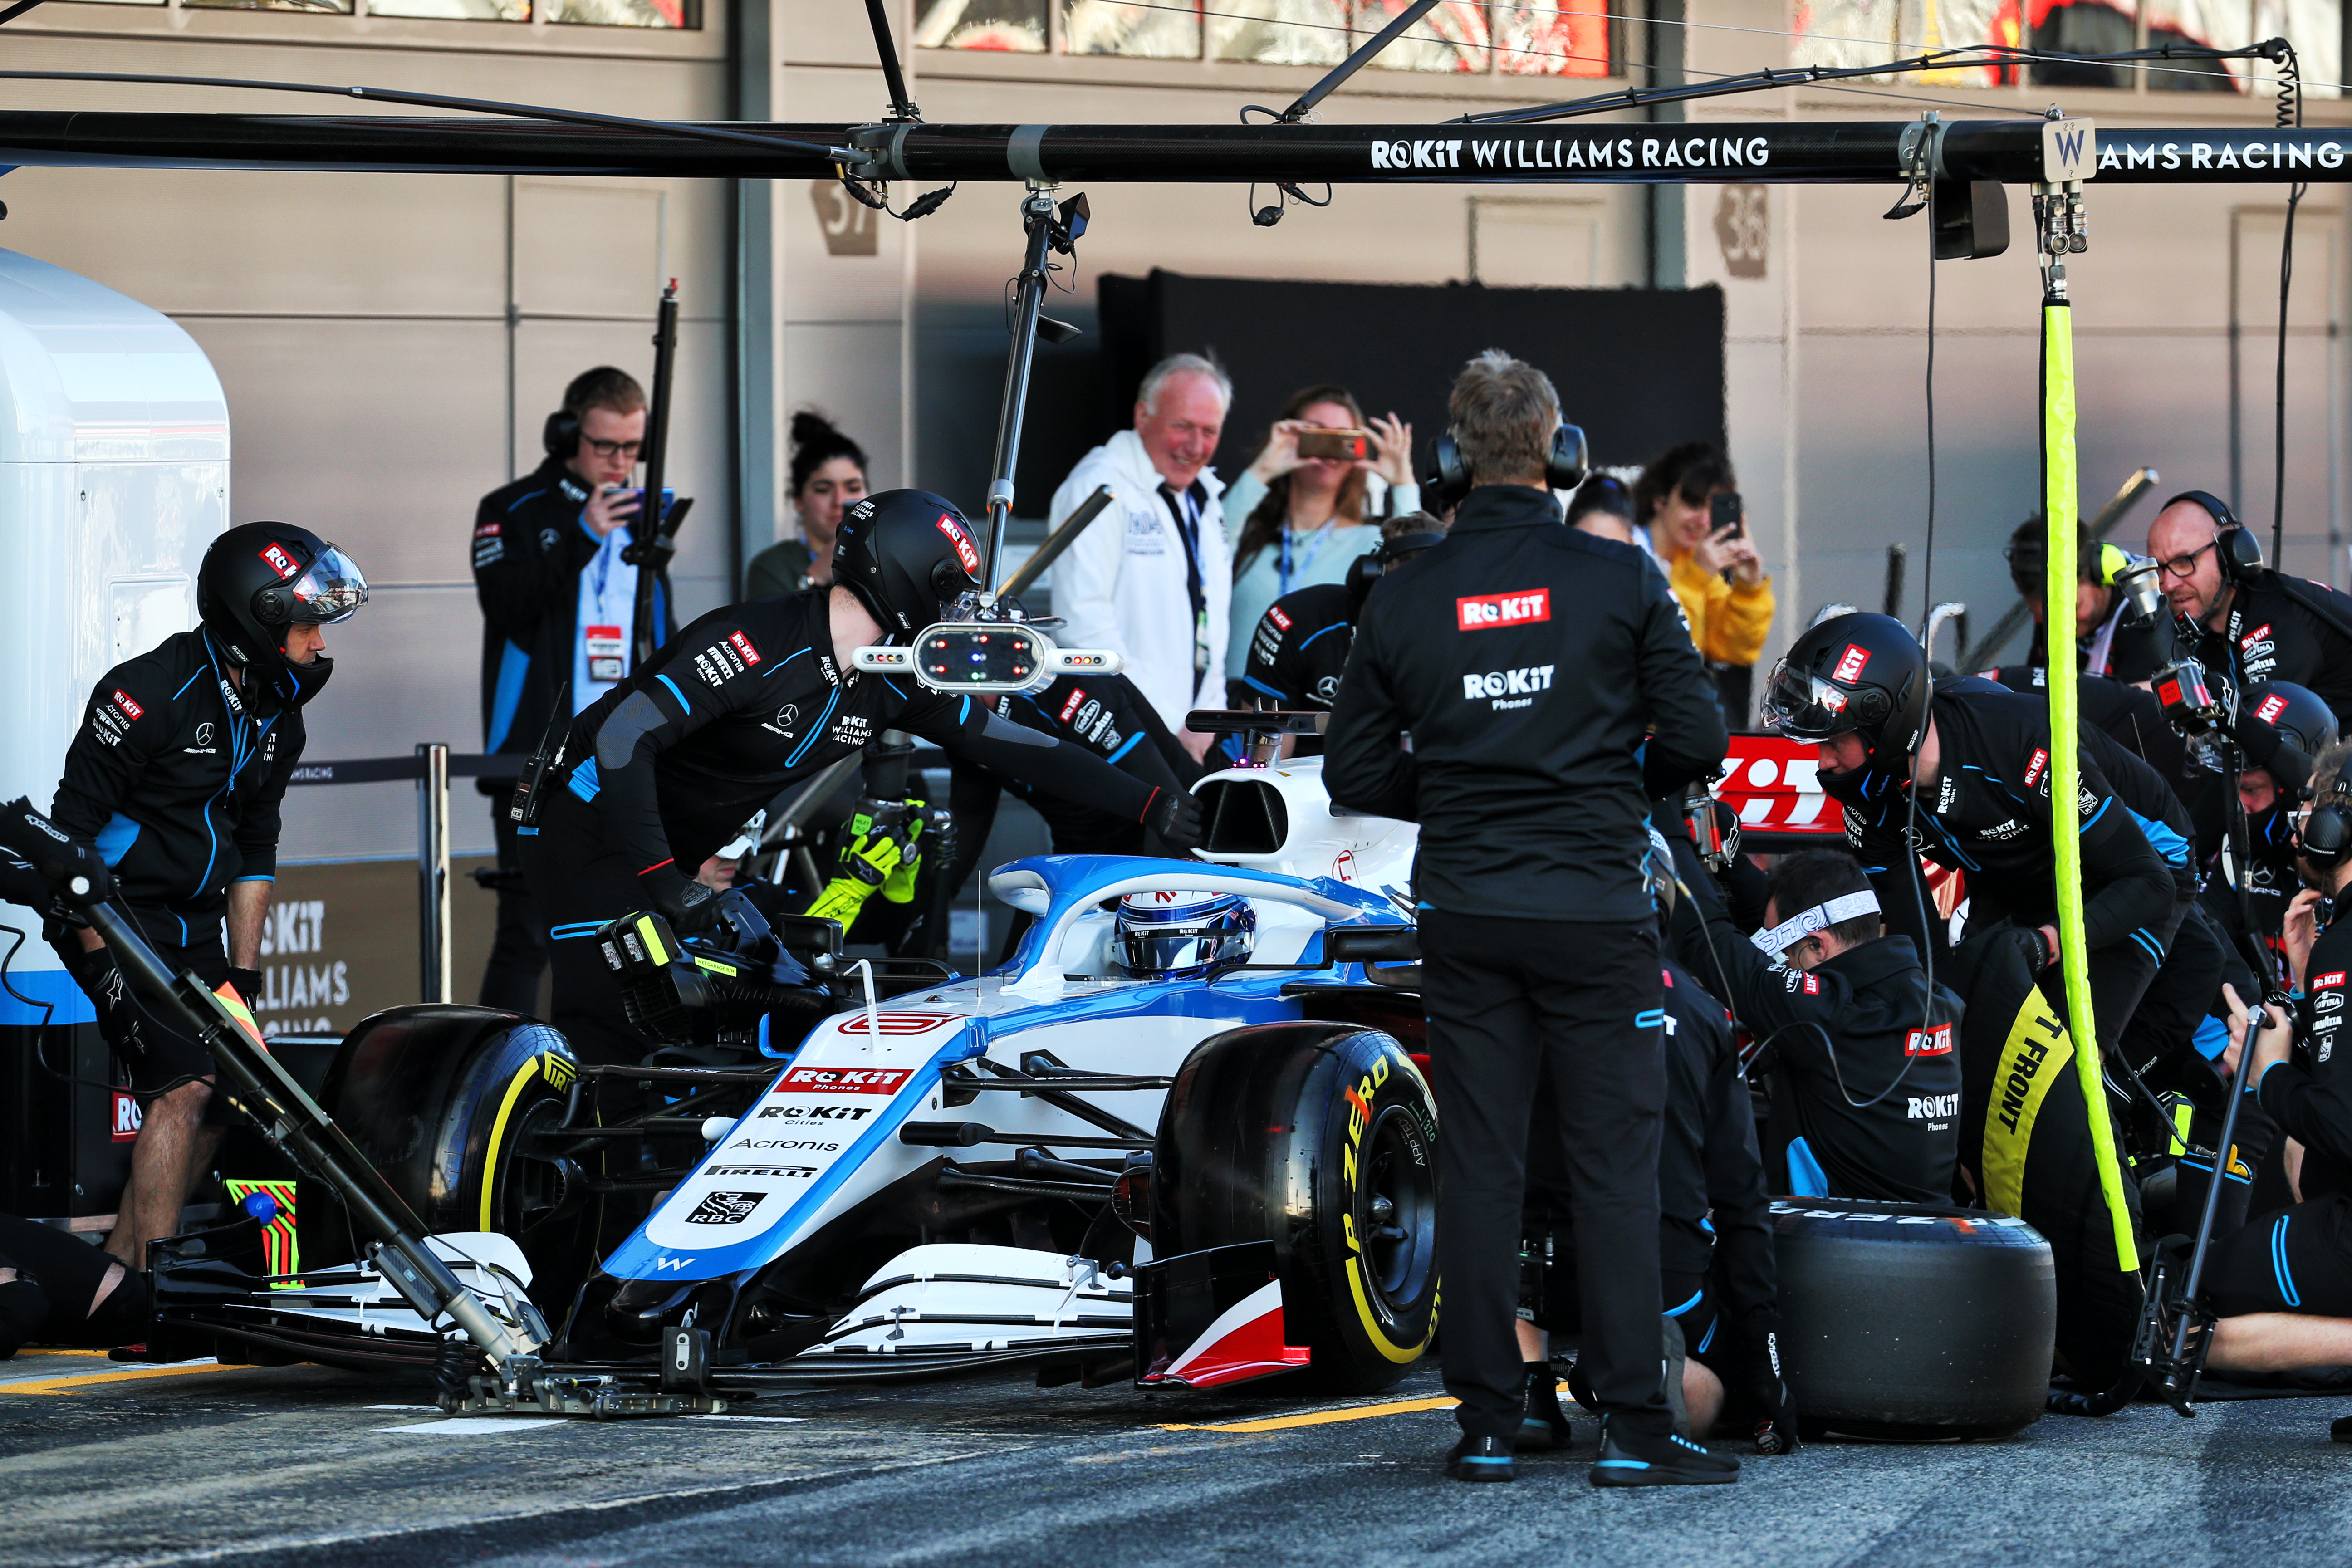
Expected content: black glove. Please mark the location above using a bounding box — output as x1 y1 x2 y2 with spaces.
1142 787 1205 852
1735 1317 1801 1455
2016 924 2057 976
641 865 725 936
225 968 263 1009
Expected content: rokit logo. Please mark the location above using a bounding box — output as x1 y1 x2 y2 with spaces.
258 542 299 579
2258 693 2291 725
727 630 762 667
111 689 144 722
1462 666 1557 709
1060 687 1089 724
1907 1093 1960 1122
1832 643 1871 684
779 1064 915 1094
1457 588 1550 631
2242 623 2274 652
111 1088 142 1143
1267 605 1293 632
684 1191 765 1225
2023 748 2050 789
2315 971 2346 989
936 514 980 574
1905 1023 1955 1057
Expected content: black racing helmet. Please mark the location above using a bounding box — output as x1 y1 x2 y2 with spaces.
2244 680 2338 761
197 522 368 705
1762 612 1929 769
831 489 986 637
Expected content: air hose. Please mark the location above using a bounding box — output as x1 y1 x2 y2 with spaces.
2043 279 2139 1275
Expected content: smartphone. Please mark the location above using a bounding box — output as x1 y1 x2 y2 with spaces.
1297 428 1373 462
1710 491 1745 539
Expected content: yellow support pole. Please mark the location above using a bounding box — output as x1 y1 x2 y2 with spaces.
2042 294 2139 1274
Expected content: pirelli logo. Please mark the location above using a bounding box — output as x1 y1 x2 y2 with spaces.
1457 588 1549 632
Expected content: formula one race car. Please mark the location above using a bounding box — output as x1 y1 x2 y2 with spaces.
131 721 1441 1412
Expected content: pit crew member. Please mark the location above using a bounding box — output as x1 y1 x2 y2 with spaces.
2002 516 2174 681
1769 614 2195 1066
2147 490 2352 727
1326 348 1733 1486
51 524 364 1269
1238 513 1448 717
1526 845 1794 1461
520 489 1204 1063
1665 838 1963 1205
472 366 676 1014
2198 683 2334 990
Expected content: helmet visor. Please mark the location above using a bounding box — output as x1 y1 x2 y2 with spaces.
1761 659 1857 742
286 547 368 625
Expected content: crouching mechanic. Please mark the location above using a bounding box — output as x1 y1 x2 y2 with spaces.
1665 835 1963 1204
2202 762 2352 1394
1526 839 1795 1461
1769 614 2203 1071
49 524 364 1270
521 490 1205 1062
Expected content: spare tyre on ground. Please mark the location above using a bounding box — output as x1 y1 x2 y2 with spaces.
1774 1197 2055 1441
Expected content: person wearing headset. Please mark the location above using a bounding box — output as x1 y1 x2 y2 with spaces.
1327 350 1733 1487
471 366 677 1015
2147 490 2352 728
2002 516 2176 682
2200 750 2352 1400
1661 831 1963 1204
519 489 1203 1066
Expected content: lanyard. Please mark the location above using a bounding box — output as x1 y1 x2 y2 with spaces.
1158 483 1211 689
1276 518 1338 596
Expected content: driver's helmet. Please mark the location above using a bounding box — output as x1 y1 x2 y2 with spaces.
1113 890 1257 980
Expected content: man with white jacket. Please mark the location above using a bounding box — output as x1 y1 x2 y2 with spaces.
1048 353 1233 761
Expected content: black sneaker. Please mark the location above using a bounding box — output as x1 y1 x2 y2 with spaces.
1566 1359 1599 1414
1445 1433 1516 1483
2332 1414 2352 1444
1516 1362 1577 1451
1589 1416 1740 1487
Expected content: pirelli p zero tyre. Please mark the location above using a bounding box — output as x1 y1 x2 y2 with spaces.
1774 1198 2056 1441
319 1005 586 1300
1154 1021 1439 1394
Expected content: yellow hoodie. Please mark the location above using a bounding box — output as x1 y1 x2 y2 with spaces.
1667 547 1775 667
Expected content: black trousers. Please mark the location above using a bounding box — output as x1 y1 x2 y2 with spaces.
2206 1196 2352 1319
480 801 549 1016
53 905 229 1102
516 790 658 1067
1421 910 1672 1441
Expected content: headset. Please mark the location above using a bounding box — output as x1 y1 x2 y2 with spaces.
542 407 582 461
1344 528 1449 601
1428 421 1588 510
2300 768 2352 872
2166 489 2267 588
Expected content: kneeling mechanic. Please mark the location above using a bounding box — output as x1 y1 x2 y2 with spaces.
521 489 1203 1063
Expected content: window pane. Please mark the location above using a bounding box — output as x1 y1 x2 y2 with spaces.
366 0 527 17
1497 1 1614 75
915 0 1049 50
181 0 353 13
1065 0 1201 55
2262 0 2343 96
1354 0 1489 69
1791 0 1901 70
1208 0 1347 64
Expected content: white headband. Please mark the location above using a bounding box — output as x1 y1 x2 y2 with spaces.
1750 891 1881 957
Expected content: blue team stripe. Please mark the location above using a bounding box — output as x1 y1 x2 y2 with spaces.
549 921 606 940
1787 1137 1828 1197
505 487 549 512
1594 1460 1651 1470
785 690 843 768
2078 797 2112 833
959 696 970 725
1666 1289 1703 1318
655 673 691 714
1695 1317 1718 1355
486 639 530 753
2127 807 2190 867
1241 675 1286 699
2274 1215 2302 1307
1634 1009 1666 1029
884 677 910 701
761 646 810 678
1106 732 1143 764
568 756 602 802
1296 622 1348 649
2130 930 2165 965
95 813 141 867
172 669 205 701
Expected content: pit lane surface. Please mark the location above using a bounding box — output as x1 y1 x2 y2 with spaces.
5 1349 2351 1567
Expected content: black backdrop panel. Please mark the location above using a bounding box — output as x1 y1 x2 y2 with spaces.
1096 270 1726 482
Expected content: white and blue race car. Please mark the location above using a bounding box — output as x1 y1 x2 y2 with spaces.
166 749 1441 1409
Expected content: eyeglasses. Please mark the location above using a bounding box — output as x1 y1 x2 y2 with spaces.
582 436 643 460
2156 540 2216 579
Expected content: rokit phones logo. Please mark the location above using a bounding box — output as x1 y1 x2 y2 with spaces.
779 1064 915 1093
685 1191 766 1225
1462 665 1556 710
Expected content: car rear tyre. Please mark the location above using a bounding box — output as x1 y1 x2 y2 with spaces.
1154 1021 1438 1394
1774 1197 2056 1441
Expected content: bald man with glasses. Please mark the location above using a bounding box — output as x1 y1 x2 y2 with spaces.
470 364 677 1015
2147 493 2352 729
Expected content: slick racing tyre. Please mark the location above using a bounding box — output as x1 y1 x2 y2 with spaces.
1154 1021 1438 1394
319 1005 589 1305
1774 1198 2056 1441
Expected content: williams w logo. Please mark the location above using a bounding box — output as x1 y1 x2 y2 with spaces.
2042 119 2097 182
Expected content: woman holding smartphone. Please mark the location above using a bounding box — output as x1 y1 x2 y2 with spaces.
1634 441 1774 720
1222 384 1416 703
